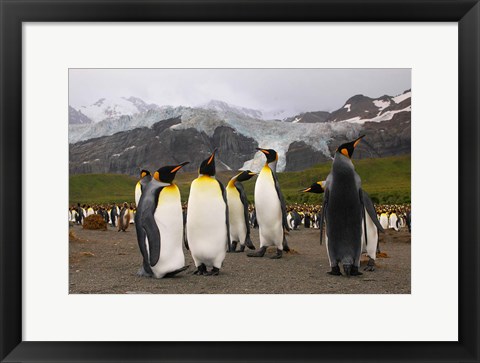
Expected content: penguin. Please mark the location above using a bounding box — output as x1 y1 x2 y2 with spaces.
247 148 290 259
389 211 399 231
302 180 384 272
226 170 257 252
110 203 118 227
86 206 94 217
118 202 131 232
135 162 190 278
379 211 389 230
187 149 230 276
319 135 378 276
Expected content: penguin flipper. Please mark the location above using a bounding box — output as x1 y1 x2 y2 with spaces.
272 171 290 231
142 214 161 267
217 179 232 252
235 182 253 247
134 218 151 270
319 188 329 245
360 189 385 233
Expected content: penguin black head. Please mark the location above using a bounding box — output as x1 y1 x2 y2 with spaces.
300 181 326 194
336 135 365 159
256 148 278 164
199 149 217 176
154 161 189 183
236 170 257 182
140 169 150 179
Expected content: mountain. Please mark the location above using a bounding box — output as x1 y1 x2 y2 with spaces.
68 106 92 125
69 117 257 175
70 96 161 124
69 90 411 174
285 90 411 124
284 111 331 124
200 99 264 120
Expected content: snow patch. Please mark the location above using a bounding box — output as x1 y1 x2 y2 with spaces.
344 104 351 112
292 117 302 123
124 146 136 152
341 106 411 125
218 160 232 171
373 99 391 111
392 91 411 104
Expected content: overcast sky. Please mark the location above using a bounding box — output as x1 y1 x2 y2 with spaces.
69 69 411 114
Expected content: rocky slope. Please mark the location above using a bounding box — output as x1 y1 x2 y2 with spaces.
69 90 411 174
69 118 258 175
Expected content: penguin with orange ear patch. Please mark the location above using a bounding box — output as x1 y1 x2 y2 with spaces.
226 170 257 252
248 148 290 259
135 169 151 206
187 149 231 276
320 135 368 277
135 162 189 278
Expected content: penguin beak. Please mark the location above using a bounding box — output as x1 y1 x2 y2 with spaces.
300 187 311 193
207 149 217 165
353 135 365 148
248 172 257 176
256 148 269 155
170 161 189 174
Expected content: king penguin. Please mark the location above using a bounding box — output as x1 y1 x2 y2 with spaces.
187 149 231 276
226 170 257 252
118 202 131 232
319 135 374 277
135 162 189 278
248 148 290 259
135 169 151 206
302 179 384 272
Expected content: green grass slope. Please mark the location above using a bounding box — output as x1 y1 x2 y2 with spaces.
69 174 138 205
70 155 411 206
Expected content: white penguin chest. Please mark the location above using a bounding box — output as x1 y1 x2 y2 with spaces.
154 185 183 237
227 187 245 224
255 166 281 217
187 176 227 231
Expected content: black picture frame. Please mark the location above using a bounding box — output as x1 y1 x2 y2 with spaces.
1 1 479 362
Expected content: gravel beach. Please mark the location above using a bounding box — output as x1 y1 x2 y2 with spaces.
69 224 411 294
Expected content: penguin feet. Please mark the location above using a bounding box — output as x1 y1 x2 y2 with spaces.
205 267 220 276
247 246 267 258
363 258 376 272
239 245 246 253
270 249 283 259
343 264 362 277
327 266 342 276
164 265 190 278
245 238 255 250
193 263 207 276
228 241 238 253
137 266 152 278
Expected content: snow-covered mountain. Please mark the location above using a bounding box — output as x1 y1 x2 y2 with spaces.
71 96 161 123
69 106 93 124
69 90 411 173
200 99 264 120
285 90 411 124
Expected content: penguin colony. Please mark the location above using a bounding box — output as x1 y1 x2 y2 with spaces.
127 135 389 278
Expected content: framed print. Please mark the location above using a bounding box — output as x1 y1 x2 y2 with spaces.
1 0 479 362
